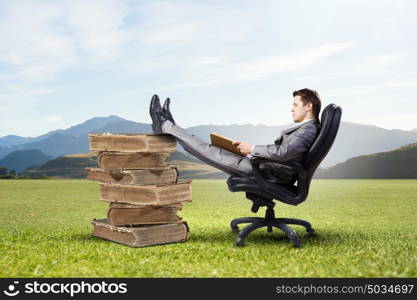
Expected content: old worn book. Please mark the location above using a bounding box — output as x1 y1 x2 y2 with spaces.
107 203 183 226
210 132 243 156
88 133 177 153
91 219 189 248
86 167 178 185
99 180 192 205
97 151 171 169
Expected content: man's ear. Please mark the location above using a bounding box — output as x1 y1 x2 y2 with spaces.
306 102 313 112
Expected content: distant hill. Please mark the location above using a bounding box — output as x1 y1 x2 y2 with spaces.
315 142 417 179
185 122 417 167
0 135 34 146
0 115 144 159
65 115 125 137
25 152 98 178
25 151 214 179
24 142 417 180
166 151 201 164
2 115 417 169
0 149 52 172
12 132 84 158
91 120 151 134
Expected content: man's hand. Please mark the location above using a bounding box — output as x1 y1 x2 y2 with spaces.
232 141 253 156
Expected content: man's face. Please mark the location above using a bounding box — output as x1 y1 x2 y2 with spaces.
291 95 311 122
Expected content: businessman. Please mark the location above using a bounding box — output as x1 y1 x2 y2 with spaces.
149 88 321 184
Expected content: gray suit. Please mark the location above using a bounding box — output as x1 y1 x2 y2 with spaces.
250 119 321 183
161 119 320 184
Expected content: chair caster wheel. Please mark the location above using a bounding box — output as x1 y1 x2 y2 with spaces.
292 241 301 248
236 237 245 247
231 225 239 233
307 227 315 235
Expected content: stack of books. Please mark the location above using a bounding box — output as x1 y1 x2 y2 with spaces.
86 133 192 248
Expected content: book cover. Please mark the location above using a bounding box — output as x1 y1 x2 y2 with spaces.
88 133 177 153
210 132 243 156
91 219 189 248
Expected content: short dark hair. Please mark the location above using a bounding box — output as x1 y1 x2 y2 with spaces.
293 88 322 119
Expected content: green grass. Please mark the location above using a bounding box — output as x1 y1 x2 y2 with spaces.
0 179 416 277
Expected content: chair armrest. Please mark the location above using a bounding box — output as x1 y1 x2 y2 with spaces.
249 156 308 205
249 156 306 180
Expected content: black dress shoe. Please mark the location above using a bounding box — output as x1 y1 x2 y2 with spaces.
149 94 167 134
162 97 175 124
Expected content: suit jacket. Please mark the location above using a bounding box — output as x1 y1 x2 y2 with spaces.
249 119 321 184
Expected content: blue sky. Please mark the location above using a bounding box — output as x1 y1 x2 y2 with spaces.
1 0 417 136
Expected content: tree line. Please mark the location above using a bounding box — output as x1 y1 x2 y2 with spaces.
0 166 49 179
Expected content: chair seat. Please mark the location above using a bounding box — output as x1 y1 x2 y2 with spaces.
226 176 298 202
227 176 298 200
227 176 271 198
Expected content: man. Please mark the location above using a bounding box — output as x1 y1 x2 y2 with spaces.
149 88 321 184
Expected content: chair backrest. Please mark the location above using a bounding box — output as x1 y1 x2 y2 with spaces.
304 103 342 180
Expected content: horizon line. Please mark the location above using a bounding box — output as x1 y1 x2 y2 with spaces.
0 117 416 139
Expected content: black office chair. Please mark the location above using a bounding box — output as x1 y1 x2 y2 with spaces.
226 104 342 247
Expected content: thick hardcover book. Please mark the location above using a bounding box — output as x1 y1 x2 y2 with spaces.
210 132 243 156
97 151 171 169
88 133 176 153
91 219 189 248
107 203 183 226
86 167 178 185
99 180 192 205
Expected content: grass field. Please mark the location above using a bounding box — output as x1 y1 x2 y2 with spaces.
0 179 416 277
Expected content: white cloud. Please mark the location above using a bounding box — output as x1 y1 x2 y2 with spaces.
243 43 353 78
0 0 131 82
385 72 417 88
167 42 353 88
142 21 204 45
44 116 63 122
0 1 78 82
387 80 417 88
25 89 57 96
351 115 417 131
0 85 57 98
0 0 416 135
191 56 224 66
134 1 261 50
66 0 130 64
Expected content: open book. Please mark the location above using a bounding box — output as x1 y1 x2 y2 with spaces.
210 132 244 156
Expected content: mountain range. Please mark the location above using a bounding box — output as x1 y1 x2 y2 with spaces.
0 149 52 172
1 115 417 171
315 142 417 179
25 150 212 179
23 142 417 179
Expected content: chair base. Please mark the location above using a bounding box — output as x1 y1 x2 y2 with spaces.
230 206 315 248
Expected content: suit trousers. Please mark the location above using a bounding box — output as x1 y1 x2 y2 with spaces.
161 120 253 178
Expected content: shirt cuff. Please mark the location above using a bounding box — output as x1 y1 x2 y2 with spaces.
246 145 256 158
